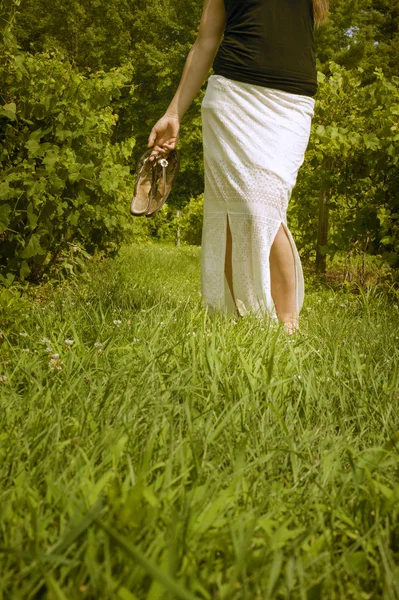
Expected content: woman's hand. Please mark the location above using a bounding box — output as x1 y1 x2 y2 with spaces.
147 114 180 162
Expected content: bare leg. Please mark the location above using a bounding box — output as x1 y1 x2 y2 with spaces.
225 216 239 317
270 223 299 334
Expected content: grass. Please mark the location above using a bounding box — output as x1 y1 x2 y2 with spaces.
1 244 399 600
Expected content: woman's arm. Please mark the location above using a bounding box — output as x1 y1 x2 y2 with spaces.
165 0 226 120
147 0 226 159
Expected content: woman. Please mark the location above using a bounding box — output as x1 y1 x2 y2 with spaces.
147 0 329 334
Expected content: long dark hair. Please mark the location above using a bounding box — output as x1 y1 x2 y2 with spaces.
313 0 329 26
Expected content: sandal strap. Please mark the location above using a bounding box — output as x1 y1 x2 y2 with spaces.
140 152 160 203
159 157 169 193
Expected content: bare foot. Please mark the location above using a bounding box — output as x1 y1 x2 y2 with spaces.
283 320 300 335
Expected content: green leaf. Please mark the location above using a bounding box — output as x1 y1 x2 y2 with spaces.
20 261 31 280
68 211 80 226
45 502 104 558
0 273 15 287
265 551 283 600
1 103 17 121
68 165 82 183
26 203 38 229
95 518 198 600
25 138 41 155
0 182 10 200
44 574 68 600
380 236 392 246
30 103 47 120
117 589 139 600
363 133 380 150
20 234 46 258
43 149 60 171
0 204 11 233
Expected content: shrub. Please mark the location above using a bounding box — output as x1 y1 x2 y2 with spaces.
179 194 204 246
0 34 136 284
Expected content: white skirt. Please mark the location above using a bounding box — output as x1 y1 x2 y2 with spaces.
200 74 315 319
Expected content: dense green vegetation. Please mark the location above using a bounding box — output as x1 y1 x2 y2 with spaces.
1 245 399 599
1 0 399 282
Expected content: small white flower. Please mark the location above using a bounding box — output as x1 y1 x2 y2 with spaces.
297 375 302 380
22 348 30 353
113 319 122 326
94 342 103 348
335 371 340 376
133 338 140 343
49 356 63 371
0 375 8 383
64 339 74 346
45 347 53 353
20 332 28 337
41 337 51 344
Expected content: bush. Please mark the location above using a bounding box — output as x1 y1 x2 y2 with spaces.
0 32 136 285
179 194 204 246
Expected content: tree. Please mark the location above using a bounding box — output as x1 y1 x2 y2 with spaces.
290 63 399 270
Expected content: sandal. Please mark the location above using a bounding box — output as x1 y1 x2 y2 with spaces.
145 149 181 217
130 149 159 216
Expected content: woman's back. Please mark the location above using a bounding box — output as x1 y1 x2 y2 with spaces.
213 0 318 97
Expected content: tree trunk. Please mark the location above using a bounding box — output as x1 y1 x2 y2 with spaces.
176 210 180 247
316 156 333 274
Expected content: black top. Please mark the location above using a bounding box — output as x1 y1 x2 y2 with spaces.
213 0 318 97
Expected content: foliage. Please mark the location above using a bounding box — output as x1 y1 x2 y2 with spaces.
2 0 399 281
1 245 399 597
0 32 136 284
179 194 204 246
315 0 399 82
13 0 206 206
290 62 399 266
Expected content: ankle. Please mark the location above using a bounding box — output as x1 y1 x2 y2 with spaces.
283 321 299 335
278 314 299 335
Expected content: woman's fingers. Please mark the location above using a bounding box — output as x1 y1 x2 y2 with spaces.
148 138 177 160
147 116 180 161
148 144 168 161
147 128 158 147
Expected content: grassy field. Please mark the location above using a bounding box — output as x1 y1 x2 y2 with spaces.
1 244 399 600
